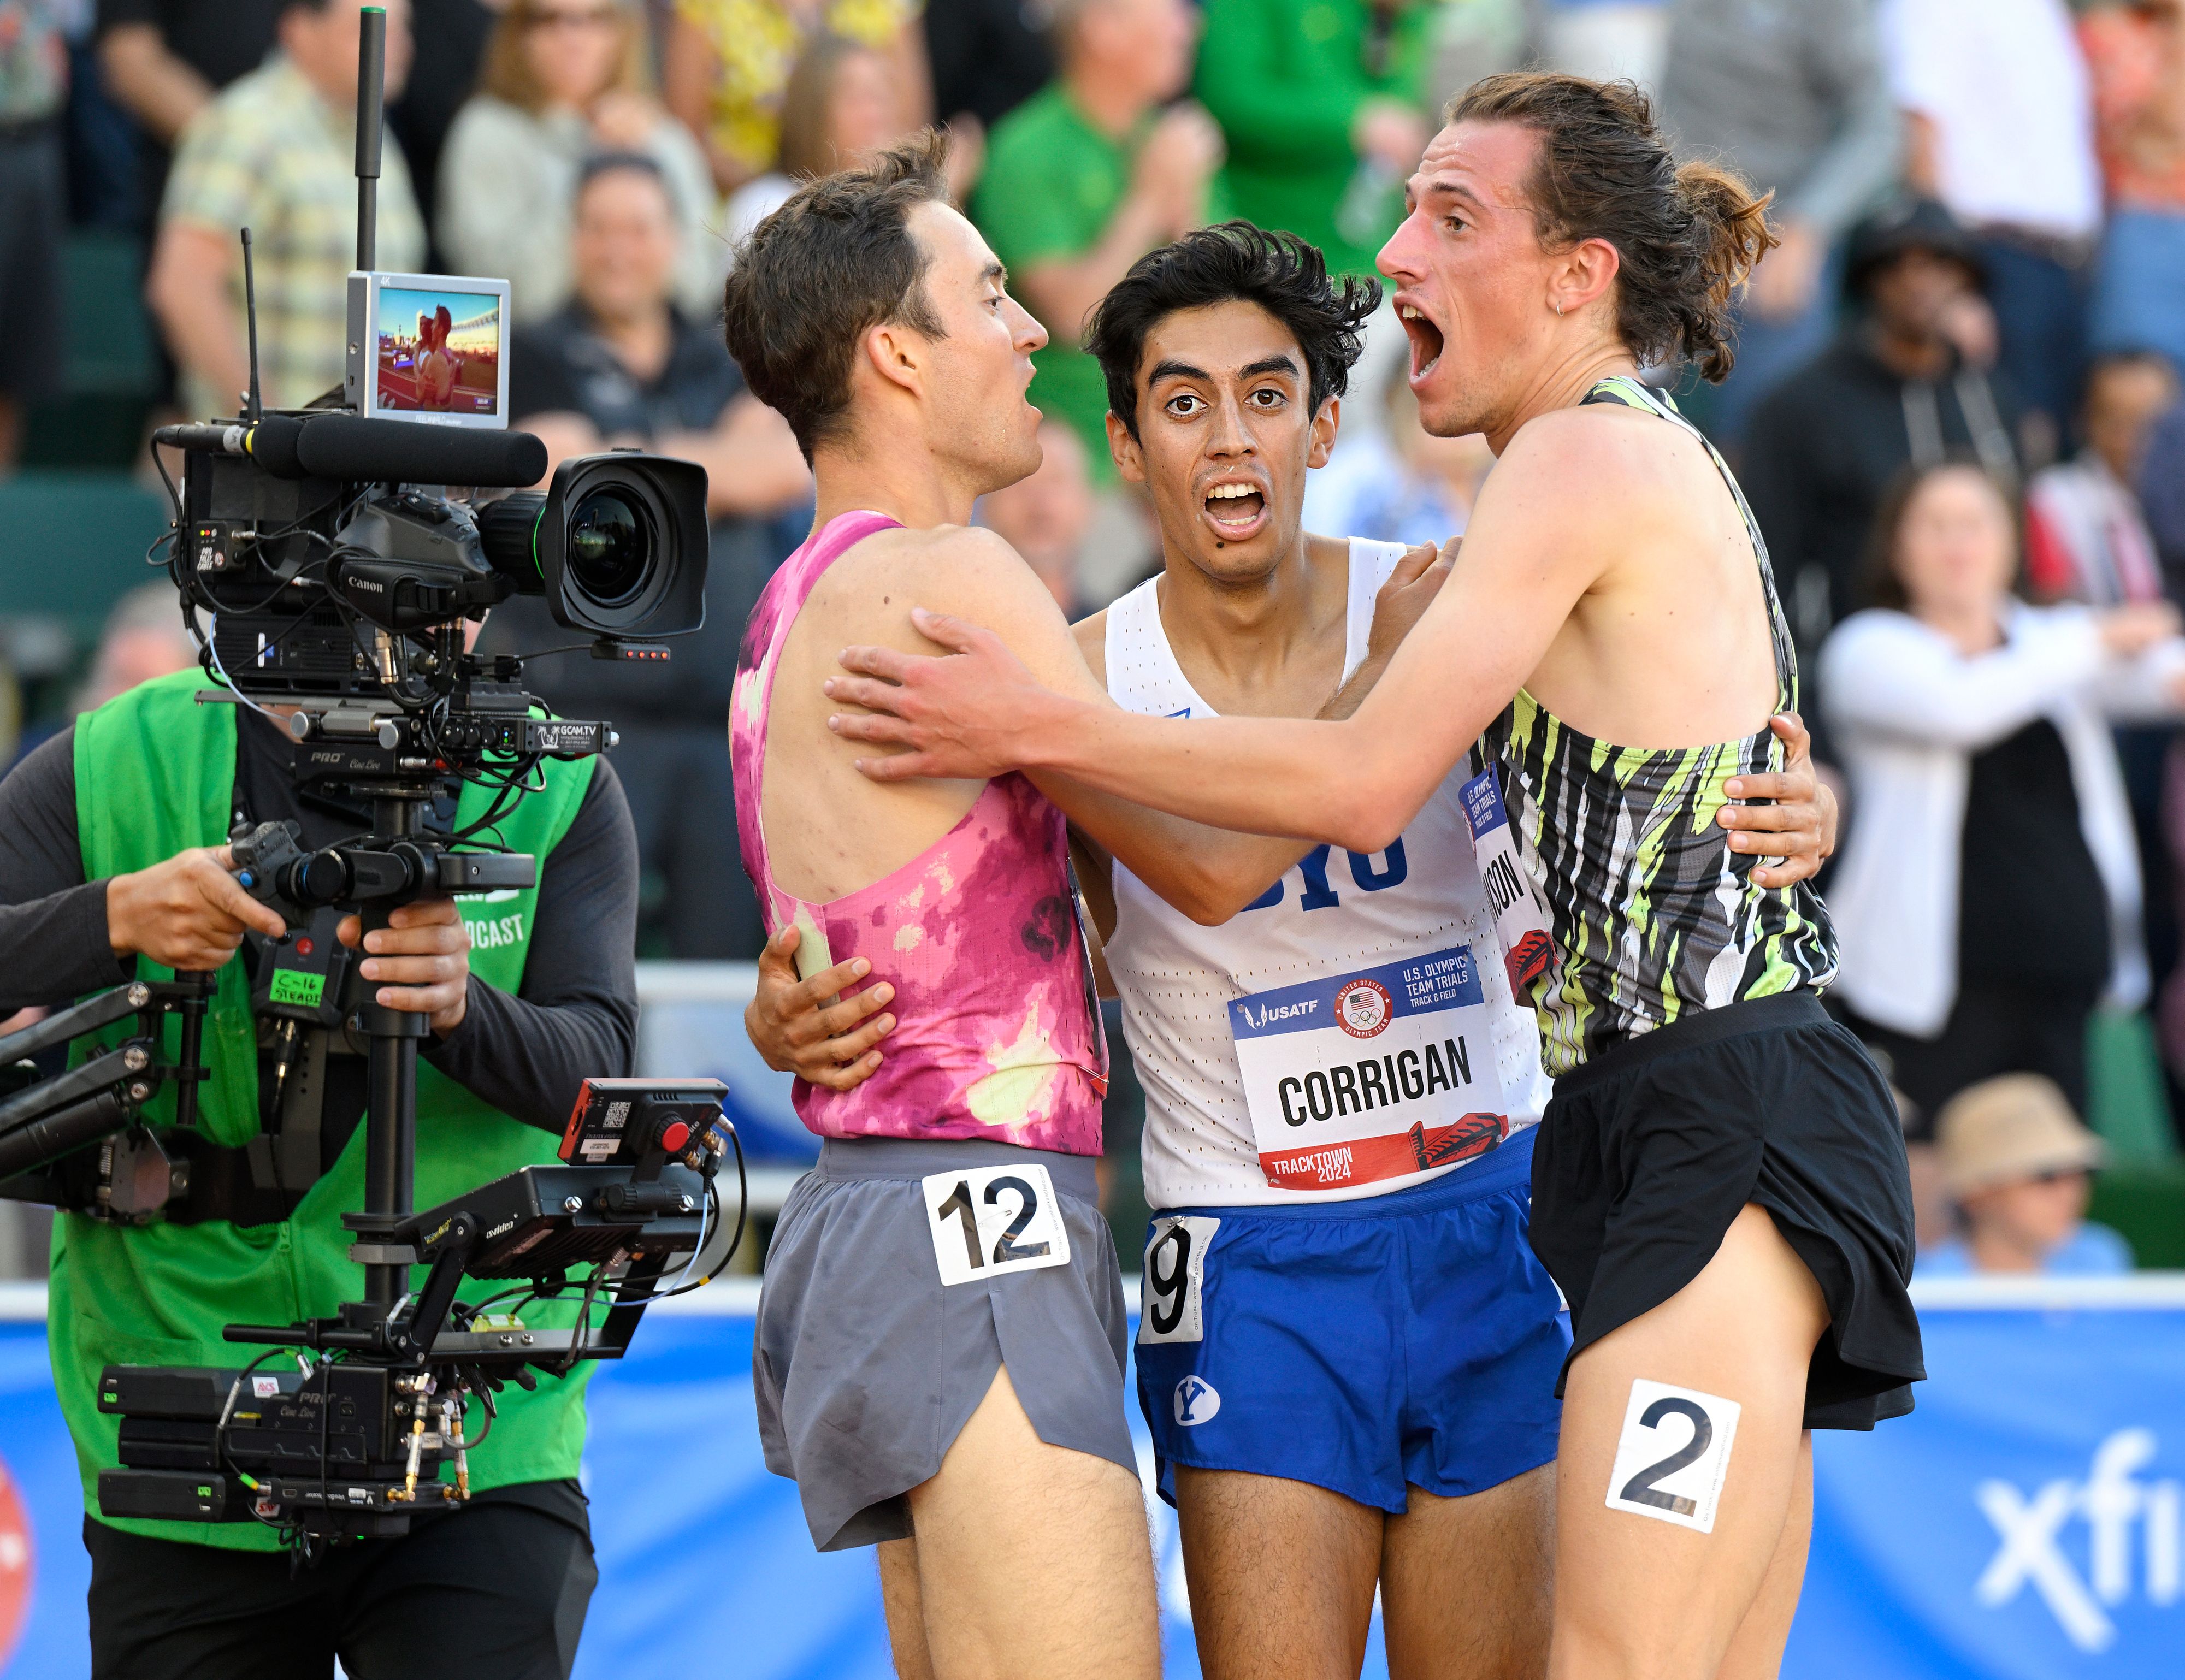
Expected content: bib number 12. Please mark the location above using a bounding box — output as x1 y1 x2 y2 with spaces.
921 1164 1072 1287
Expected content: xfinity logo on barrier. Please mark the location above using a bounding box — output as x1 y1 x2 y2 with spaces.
1976 1428 2180 1650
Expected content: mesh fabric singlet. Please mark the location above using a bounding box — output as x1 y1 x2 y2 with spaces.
1480 376 1839 1076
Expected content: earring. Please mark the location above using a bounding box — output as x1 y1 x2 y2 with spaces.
1552 300 1565 316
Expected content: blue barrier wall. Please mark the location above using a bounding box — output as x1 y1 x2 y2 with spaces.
0 1283 2172 1675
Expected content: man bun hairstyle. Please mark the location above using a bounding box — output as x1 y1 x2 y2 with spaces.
721 132 952 459
1448 73 1776 383
1085 222 1380 441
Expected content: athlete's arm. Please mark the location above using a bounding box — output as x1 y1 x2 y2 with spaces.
828 420 1642 853
1038 542 1453 925
878 527 1379 921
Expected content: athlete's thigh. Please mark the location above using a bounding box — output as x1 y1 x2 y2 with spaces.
1380 1463 1555 1680
1172 1465 1383 1680
906 1365 1159 1680
1549 1204 1827 1680
878 1539 938 1680
1715 1433 1814 1680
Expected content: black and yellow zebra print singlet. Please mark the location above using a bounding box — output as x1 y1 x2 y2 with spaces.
1480 376 1838 1077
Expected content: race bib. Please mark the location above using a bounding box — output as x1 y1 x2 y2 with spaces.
920 1164 1072 1287
1139 1215 1219 1344
1228 944 1509 1192
1459 766 1553 1001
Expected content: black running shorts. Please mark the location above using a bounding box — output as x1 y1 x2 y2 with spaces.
1531 991 1924 1430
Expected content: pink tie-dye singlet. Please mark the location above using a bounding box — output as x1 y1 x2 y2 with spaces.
730 510 1107 1153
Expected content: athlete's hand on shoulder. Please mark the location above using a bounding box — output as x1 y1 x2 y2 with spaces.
335 900 470 1036
1718 712 1837 890
1366 541 1454 669
827 607 1063 783
105 845 288 972
745 927 894 1090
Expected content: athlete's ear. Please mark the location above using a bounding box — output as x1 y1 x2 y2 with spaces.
1106 409 1147 486
1307 394 1341 470
1548 235 1621 321
863 320 925 398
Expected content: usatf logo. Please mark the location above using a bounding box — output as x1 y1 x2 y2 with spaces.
1173 1376 1220 1427
1334 978 1393 1038
1977 1428 2181 1651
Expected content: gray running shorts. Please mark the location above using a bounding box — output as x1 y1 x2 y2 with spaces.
752 1135 1135 1551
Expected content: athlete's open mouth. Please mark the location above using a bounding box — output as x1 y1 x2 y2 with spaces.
1203 481 1267 535
1400 300 1445 382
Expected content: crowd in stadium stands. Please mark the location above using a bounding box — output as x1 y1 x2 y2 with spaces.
0 0 2182 1277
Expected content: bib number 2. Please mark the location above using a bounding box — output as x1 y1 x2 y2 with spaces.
921 1164 1072 1287
1604 1379 1743 1534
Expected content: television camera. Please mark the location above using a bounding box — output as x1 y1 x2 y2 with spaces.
0 5 741 1548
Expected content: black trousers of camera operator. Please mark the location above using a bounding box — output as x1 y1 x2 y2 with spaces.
83 1482 596 1680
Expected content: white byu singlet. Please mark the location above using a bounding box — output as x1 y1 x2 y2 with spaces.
1104 539 1549 1210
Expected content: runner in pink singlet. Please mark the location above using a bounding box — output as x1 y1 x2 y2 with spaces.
731 508 1106 1155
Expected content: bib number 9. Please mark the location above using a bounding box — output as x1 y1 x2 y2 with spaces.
1138 1215 1219 1344
921 1164 1072 1287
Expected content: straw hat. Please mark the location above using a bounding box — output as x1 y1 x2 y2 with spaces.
1935 1074 2107 1198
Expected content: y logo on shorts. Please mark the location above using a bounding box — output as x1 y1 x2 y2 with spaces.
1174 1375 1221 1427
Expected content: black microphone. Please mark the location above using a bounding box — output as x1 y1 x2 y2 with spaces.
293 415 548 487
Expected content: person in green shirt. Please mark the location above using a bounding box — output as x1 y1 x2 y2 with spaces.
0 665 641 1679
1194 0 1436 279
972 0 1225 476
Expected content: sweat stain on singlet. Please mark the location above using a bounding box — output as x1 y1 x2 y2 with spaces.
1478 377 1838 1076
729 510 1107 1152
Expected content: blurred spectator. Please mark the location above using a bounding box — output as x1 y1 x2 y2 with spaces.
1302 356 1493 547
1820 460 2185 1135
979 418 1097 616
724 32 969 254
146 0 424 419
387 0 501 270
0 2 67 470
974 0 1223 477
1743 196 2021 656
1428 0 1538 111
1918 1074 2132 1275
2027 351 2179 607
662 0 927 197
487 149 807 958
70 581 193 712
1882 0 2103 462
1654 0 1899 442
439 0 715 323
2081 0 2185 378
510 152 806 516
1194 0 1432 282
94 0 283 229
2141 392 2185 587
925 0 1050 133
1540 0 1664 87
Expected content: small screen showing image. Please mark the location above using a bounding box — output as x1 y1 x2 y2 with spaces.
375 285 501 416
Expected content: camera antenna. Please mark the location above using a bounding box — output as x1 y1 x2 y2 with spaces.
240 228 263 424
355 5 386 272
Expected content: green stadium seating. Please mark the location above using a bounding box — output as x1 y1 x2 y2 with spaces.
21 232 161 470
0 472 174 641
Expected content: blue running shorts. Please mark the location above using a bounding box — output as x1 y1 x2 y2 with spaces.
1135 1126 1569 1512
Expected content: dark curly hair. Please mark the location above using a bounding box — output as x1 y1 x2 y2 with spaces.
1084 222 1381 441
1448 73 1776 382
721 133 950 460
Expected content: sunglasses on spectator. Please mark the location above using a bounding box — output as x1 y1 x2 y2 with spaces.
528 4 621 29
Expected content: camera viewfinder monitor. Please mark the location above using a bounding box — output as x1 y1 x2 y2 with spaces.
346 271 512 428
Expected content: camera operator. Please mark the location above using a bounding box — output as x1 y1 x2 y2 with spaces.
0 655 639 1680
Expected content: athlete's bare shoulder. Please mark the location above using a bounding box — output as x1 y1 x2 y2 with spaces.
1481 402 1696 556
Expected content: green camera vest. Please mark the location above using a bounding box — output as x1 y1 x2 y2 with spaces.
58 669 601 1549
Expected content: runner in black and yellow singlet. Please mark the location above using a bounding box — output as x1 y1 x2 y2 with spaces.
1483 375 1839 1076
